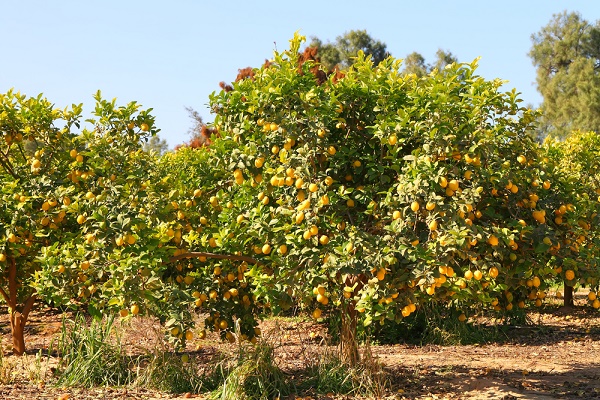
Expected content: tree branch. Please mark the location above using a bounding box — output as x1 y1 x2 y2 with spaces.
22 293 37 321
0 286 10 306
0 150 17 178
17 142 27 162
169 251 261 265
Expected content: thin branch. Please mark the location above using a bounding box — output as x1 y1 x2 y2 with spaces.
0 286 10 306
17 142 27 161
346 210 355 226
0 151 17 178
169 251 261 265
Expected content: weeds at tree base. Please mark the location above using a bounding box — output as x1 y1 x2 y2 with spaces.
406 304 506 346
296 341 388 398
0 336 54 386
51 313 391 398
134 350 204 394
354 303 520 346
56 314 135 387
0 342 17 384
209 320 290 400
207 338 388 399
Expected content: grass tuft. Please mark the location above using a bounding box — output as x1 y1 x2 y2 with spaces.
210 341 289 400
56 313 135 387
298 342 388 397
0 342 17 384
210 321 290 400
134 350 204 394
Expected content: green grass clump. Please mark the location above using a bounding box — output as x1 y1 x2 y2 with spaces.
210 338 289 400
134 350 204 393
56 314 135 387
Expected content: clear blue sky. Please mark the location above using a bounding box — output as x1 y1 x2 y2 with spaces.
1 1 599 149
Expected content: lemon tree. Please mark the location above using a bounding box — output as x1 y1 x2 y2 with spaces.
31 94 220 349
155 33 586 364
0 90 187 354
0 90 87 354
542 130 600 306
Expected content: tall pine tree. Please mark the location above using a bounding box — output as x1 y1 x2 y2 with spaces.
530 11 600 138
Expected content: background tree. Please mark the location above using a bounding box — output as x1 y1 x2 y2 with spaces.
402 52 427 77
529 11 600 138
403 49 458 77
175 106 213 150
309 29 388 71
542 130 600 305
143 134 169 155
431 49 458 71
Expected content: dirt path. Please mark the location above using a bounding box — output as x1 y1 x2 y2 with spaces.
378 339 600 399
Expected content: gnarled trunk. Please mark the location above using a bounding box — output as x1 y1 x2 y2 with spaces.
340 300 359 366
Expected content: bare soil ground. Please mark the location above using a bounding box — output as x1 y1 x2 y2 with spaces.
2 290 600 399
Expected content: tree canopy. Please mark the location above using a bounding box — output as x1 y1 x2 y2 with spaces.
164 33 597 364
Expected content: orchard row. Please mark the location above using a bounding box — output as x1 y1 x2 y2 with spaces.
1 34 599 356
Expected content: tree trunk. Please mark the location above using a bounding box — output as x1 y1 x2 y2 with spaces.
0 257 37 355
9 310 26 356
564 284 574 307
340 300 359 366
338 274 366 366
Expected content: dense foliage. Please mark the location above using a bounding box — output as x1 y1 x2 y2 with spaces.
2 32 600 360
159 33 600 361
0 91 199 353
